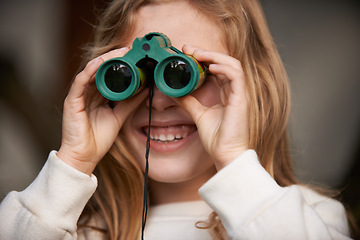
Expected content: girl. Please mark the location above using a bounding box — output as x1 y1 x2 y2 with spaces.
0 0 352 239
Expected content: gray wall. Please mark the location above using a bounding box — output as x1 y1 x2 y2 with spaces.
0 0 65 197
261 0 360 186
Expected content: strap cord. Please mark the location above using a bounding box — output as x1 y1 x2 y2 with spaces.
141 83 154 240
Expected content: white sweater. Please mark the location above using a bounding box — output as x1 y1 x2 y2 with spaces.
0 150 351 239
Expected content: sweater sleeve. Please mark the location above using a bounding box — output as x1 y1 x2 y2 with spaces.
199 150 351 240
0 151 98 240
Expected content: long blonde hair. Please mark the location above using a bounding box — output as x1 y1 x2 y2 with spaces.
80 0 297 239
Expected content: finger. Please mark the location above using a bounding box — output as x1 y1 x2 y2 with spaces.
209 64 245 94
183 45 241 70
85 82 107 111
98 47 131 62
182 44 202 55
195 51 242 70
67 57 104 100
173 95 206 125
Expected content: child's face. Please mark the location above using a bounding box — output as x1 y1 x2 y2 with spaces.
120 1 227 186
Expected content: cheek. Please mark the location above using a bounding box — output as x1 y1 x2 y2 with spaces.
120 120 146 166
119 107 146 155
193 77 220 107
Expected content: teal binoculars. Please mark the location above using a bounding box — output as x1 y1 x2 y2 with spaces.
96 32 206 101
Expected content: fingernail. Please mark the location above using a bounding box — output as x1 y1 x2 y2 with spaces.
119 46 130 51
93 57 101 64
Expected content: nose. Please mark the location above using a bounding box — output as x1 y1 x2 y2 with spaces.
146 87 177 111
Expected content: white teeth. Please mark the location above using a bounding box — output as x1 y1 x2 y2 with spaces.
167 134 175 141
159 134 166 141
150 133 183 142
145 124 196 143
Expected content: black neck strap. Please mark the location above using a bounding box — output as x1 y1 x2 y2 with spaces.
141 83 154 240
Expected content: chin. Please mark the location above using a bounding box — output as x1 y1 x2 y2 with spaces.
145 145 215 184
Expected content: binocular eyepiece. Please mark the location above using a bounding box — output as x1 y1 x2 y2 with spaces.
96 32 206 101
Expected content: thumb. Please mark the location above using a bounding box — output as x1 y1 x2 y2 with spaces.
113 89 149 125
173 95 206 125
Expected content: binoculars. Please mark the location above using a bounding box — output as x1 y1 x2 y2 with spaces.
96 32 206 101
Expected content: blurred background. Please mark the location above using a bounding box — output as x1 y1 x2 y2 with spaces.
0 0 359 232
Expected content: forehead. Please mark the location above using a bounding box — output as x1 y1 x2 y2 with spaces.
126 1 226 53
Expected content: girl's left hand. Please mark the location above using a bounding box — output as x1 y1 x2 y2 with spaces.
175 45 250 171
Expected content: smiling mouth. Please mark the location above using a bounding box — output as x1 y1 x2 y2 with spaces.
143 125 197 143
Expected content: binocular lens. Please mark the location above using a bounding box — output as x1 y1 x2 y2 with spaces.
163 60 191 89
104 64 132 93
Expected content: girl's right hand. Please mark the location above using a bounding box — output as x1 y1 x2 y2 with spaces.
57 48 148 176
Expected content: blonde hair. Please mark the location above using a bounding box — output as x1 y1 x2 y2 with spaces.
80 0 297 239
